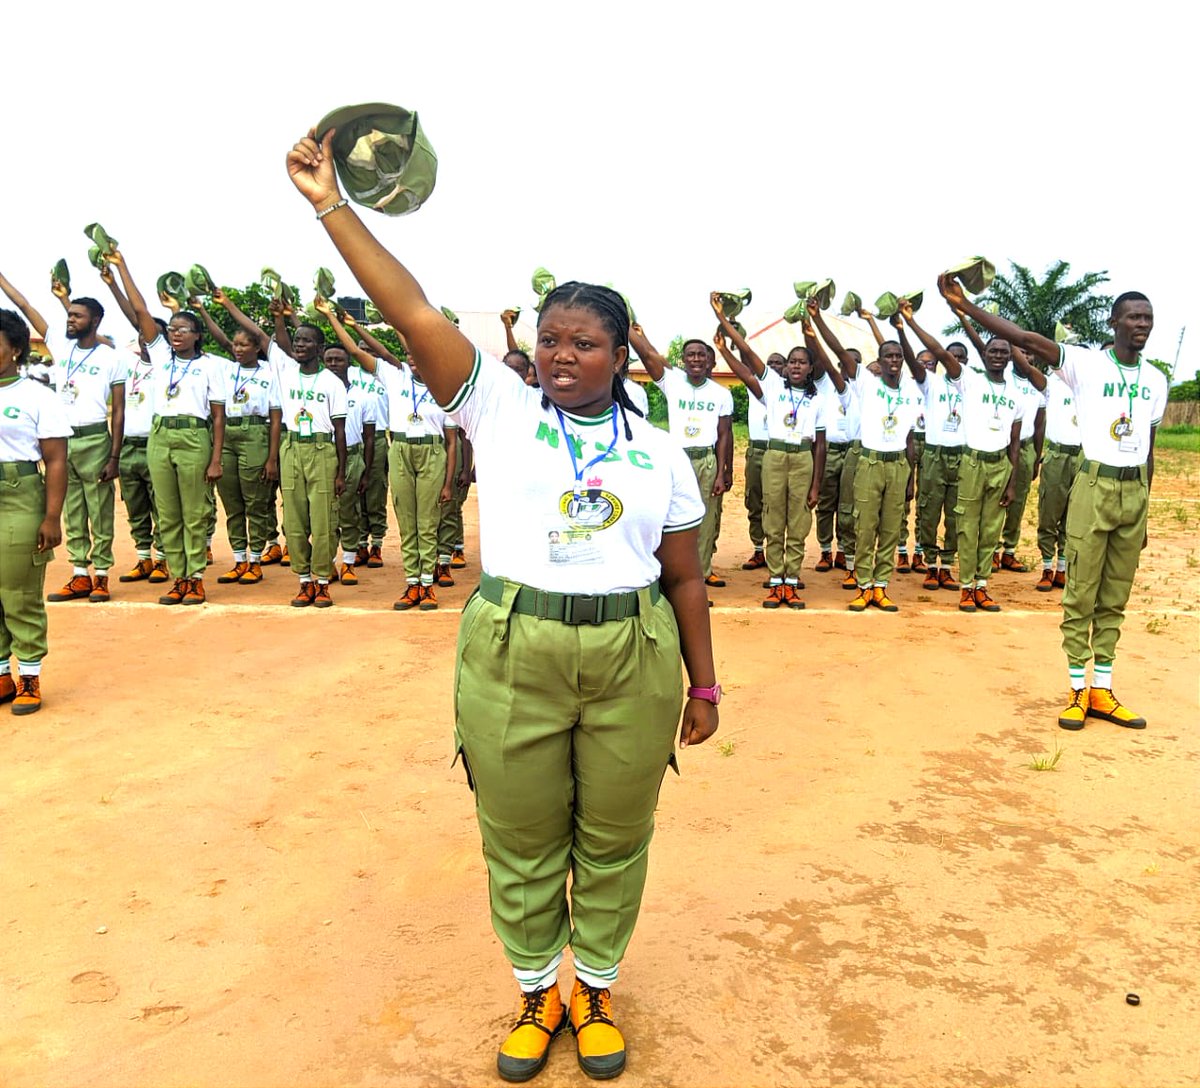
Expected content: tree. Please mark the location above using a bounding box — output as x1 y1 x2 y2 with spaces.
943 260 1113 345
1168 369 1199 401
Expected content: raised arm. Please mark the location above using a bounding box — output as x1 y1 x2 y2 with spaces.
346 313 404 369
213 286 270 354
899 297 959 378
953 305 989 367
628 323 669 382
267 298 294 356
192 299 233 355
500 309 520 355
287 128 474 407
1011 343 1048 391
857 308 885 348
893 316 921 380
108 251 163 344
712 327 763 401
709 292 767 377
938 273 1058 368
0 271 50 338
97 265 139 331
810 306 858 380
802 300 844 393
315 298 376 369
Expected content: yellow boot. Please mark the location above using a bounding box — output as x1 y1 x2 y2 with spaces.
569 979 626 1080
497 986 566 1082
1058 688 1088 730
1087 688 1147 729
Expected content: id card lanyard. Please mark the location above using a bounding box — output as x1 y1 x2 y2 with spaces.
554 405 619 492
409 372 431 423
1108 350 1142 424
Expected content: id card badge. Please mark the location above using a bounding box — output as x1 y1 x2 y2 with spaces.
944 414 961 433
1118 432 1141 454
295 408 314 437
988 414 1003 432
545 517 603 566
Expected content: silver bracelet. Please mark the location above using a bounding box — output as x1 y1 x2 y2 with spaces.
315 199 348 221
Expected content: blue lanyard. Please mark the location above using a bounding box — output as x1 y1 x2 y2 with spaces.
168 351 202 396
410 373 431 414
232 364 256 401
787 381 804 420
554 405 619 491
66 343 98 385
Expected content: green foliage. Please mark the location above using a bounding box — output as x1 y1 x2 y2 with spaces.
943 260 1113 345
666 335 684 369
1147 358 1172 384
729 381 749 424
644 378 669 425
1169 369 1199 401
1155 425 1200 452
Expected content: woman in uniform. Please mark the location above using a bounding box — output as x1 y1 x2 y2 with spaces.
287 125 719 1082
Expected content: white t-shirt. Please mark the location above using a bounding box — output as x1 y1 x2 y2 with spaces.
921 371 965 448
43 330 127 428
446 349 705 594
1012 372 1043 441
0 375 74 460
852 372 923 453
748 387 768 442
1052 344 1168 467
375 361 454 439
123 347 156 439
654 367 733 449
623 377 649 417
146 337 223 419
343 382 379 447
757 367 827 443
1043 370 1082 447
274 357 347 436
351 364 389 437
949 366 1026 453
219 361 281 419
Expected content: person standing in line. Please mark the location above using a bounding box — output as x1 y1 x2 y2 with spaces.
897 347 931 576
1035 367 1083 591
940 276 1166 729
0 310 70 714
0 271 125 603
629 326 733 595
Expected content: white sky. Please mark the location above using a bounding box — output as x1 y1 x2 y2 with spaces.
6 1 1193 379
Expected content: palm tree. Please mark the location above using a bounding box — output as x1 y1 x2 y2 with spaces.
944 260 1113 345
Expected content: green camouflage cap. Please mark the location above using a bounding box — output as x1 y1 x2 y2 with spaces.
157 272 188 307
900 289 923 314
796 278 835 310
87 246 107 272
440 305 460 327
945 256 996 295
316 103 438 216
505 305 522 324
717 289 752 320
783 301 807 324
532 267 557 312
839 291 862 317
261 267 286 304
315 267 336 300
874 292 899 319
364 301 383 323
185 264 216 298
1054 320 1082 345
51 259 70 294
83 222 118 258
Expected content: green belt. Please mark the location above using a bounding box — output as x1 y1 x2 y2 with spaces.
748 439 768 451
861 447 902 462
1047 440 1082 456
849 440 862 452
1082 459 1143 482
967 447 1007 462
1020 436 1035 447
285 431 332 445
390 432 439 445
0 460 40 479
345 442 362 455
122 435 149 449
766 438 813 453
479 571 658 625
925 442 963 455
71 421 109 438
155 415 209 430
684 446 713 460
827 440 852 452
226 414 268 427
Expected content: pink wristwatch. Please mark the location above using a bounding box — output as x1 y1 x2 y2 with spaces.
687 684 722 705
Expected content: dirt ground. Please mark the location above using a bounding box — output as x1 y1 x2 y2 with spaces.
3 448 1197 1088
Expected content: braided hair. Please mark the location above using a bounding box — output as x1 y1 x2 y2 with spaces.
0 308 31 366
787 345 819 398
536 281 643 440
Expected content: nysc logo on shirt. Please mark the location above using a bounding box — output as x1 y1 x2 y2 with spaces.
1102 380 1152 402
559 478 623 532
678 397 717 412
2 406 22 420
535 422 654 470
982 392 1015 410
289 389 327 404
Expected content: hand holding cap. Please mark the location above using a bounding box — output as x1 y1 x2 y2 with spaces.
944 256 995 295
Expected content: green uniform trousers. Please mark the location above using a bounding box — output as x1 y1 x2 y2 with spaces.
336 444 367 554
1062 465 1148 668
815 442 850 552
686 449 719 578
266 479 281 545
453 579 681 972
852 454 909 586
281 434 339 580
390 439 446 580
743 442 765 549
0 467 53 662
901 434 925 553
1001 440 1037 552
1036 447 1083 563
118 437 160 554
762 448 814 580
918 445 962 565
359 431 390 547
148 419 213 579
65 430 116 570
955 451 1012 585
218 422 273 555
837 442 860 563
438 438 468 557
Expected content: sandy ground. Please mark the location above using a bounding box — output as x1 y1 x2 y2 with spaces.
2 449 1197 1088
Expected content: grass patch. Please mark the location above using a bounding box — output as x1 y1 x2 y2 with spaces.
1155 425 1200 453
1028 744 1064 772
717 738 736 757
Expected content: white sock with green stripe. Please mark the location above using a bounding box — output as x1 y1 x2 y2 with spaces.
573 957 619 991
1057 557 1067 572
1069 666 1087 691
1092 662 1113 690
513 952 561 994
137 549 151 560
17 660 41 677
0 661 10 677
73 566 88 577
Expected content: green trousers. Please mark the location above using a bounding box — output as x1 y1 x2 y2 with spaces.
453 579 681 972
1037 448 1082 563
281 434 339 579
148 421 213 579
815 442 850 552
762 448 814 580
390 440 446 581
359 431 390 547
1001 441 1037 552
337 444 366 554
218 423 273 555
837 443 860 562
1062 466 1147 667
901 434 925 552
955 451 1012 585
918 446 962 565
65 430 115 570
438 438 468 557
266 479 281 544
852 454 908 586
0 467 52 662
118 437 160 554
686 450 719 578
743 443 765 549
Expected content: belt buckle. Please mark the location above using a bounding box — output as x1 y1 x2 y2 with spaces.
563 594 602 625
